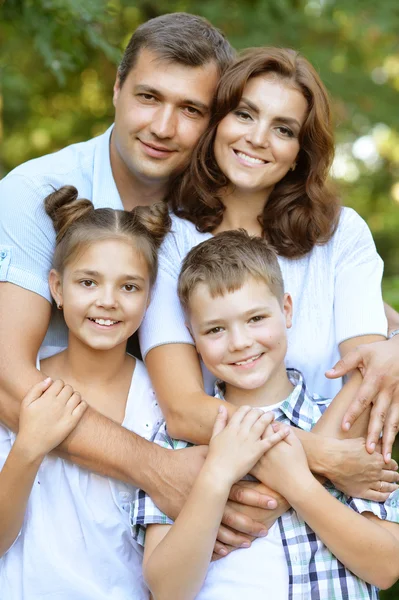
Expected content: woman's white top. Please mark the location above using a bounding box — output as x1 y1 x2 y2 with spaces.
140 208 387 397
0 359 162 600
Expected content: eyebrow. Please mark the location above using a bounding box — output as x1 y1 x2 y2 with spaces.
240 97 302 129
135 85 210 113
73 270 146 282
201 305 272 327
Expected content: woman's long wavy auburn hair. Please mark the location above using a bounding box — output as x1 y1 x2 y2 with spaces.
168 47 341 258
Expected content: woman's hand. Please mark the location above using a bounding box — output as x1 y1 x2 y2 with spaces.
326 335 399 461
15 378 87 462
325 437 399 501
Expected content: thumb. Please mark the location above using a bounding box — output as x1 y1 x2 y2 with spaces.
211 405 228 440
325 351 361 379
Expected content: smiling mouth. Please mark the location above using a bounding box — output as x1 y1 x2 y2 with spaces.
234 150 268 165
140 140 176 154
231 353 264 366
88 318 120 327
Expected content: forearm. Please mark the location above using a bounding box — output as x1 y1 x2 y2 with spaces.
0 440 42 556
283 473 399 589
145 466 229 600
385 302 399 334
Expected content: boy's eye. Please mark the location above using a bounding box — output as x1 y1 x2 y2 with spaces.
249 315 265 323
80 280 95 288
206 326 224 335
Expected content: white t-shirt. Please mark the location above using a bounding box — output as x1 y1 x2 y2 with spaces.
140 208 387 397
0 359 162 600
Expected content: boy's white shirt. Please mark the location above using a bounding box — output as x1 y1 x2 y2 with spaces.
0 358 162 600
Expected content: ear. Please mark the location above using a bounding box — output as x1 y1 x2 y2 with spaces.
113 73 121 107
282 293 293 329
49 269 63 308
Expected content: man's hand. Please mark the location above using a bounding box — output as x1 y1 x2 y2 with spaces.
324 437 399 501
326 336 399 461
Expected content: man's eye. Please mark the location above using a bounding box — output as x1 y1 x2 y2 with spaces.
184 106 202 117
138 93 156 101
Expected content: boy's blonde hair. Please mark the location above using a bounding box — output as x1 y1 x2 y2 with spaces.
178 230 284 312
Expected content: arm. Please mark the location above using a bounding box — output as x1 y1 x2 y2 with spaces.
142 407 288 600
260 427 399 590
385 301 399 333
0 378 86 556
0 283 208 520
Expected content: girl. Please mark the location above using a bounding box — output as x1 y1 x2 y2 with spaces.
139 47 398 519
0 185 170 599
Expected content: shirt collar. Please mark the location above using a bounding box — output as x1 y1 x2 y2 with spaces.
215 368 330 432
92 124 124 210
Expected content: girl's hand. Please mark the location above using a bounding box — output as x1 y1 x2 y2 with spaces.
15 378 87 462
255 425 310 496
205 405 290 489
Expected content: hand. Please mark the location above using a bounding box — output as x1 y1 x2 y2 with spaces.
326 336 399 461
15 378 87 461
206 405 290 489
325 437 399 501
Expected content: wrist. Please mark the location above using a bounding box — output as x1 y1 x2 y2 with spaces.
308 436 340 478
201 458 236 493
280 470 318 504
12 436 45 466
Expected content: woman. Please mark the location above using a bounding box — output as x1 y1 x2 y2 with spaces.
139 48 398 523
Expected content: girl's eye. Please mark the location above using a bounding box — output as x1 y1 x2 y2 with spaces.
123 284 138 292
234 109 253 121
81 280 95 288
276 126 294 138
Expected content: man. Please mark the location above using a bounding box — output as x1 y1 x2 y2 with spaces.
0 13 272 549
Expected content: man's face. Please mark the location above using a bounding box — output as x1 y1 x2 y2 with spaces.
111 48 220 189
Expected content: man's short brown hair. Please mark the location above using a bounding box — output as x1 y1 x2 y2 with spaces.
118 13 235 86
178 230 285 313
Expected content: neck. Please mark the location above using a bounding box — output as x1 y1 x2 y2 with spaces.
224 367 294 408
213 186 272 236
58 334 129 388
109 134 168 211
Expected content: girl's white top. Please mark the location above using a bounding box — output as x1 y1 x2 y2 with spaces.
140 208 387 397
0 359 163 600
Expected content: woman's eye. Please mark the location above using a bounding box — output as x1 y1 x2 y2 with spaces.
276 126 294 138
234 109 253 121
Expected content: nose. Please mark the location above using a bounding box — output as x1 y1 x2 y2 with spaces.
150 105 177 140
95 285 118 310
228 325 252 353
245 122 270 149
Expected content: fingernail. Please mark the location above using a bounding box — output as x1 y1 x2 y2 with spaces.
369 442 376 452
267 500 277 509
43 377 52 384
218 547 228 556
218 406 224 413
240 542 251 548
328 368 335 374
385 453 391 462
259 529 268 537
343 422 351 431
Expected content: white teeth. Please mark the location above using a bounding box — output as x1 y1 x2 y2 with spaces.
236 151 265 165
93 318 118 326
235 353 262 366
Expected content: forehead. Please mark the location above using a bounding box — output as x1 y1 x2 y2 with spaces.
241 75 308 120
125 48 220 107
189 278 279 320
66 238 149 275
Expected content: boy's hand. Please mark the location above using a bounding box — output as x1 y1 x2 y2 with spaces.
205 405 290 489
15 378 87 462
255 425 310 496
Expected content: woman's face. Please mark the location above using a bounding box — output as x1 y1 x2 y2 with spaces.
214 75 308 198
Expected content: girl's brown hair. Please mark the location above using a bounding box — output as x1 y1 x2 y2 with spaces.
168 47 340 258
45 185 171 285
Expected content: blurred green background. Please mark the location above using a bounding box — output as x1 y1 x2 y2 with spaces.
1 1 398 596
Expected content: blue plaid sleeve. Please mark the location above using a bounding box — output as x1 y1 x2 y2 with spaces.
325 484 399 523
130 421 190 546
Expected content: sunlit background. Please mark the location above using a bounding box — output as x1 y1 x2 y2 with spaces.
1 2 399 595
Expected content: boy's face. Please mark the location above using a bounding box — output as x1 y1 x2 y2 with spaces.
187 277 292 392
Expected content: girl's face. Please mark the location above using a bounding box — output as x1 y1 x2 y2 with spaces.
213 75 308 198
50 238 151 352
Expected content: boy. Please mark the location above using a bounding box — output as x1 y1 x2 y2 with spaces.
131 230 399 600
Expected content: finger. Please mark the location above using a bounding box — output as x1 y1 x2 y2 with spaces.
229 483 277 509
66 391 83 412
222 505 268 537
366 390 391 453
55 383 75 404
216 523 253 547
382 402 399 463
42 379 65 399
213 541 235 558
380 469 399 484
325 350 362 379
71 399 87 422
260 427 290 452
241 408 269 434
228 405 252 427
22 377 53 406
359 490 392 503
341 379 379 433
210 405 228 440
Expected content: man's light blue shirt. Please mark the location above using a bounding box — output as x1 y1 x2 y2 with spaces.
0 125 122 356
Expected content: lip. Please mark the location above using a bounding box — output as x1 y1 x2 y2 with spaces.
233 149 269 167
229 352 264 369
139 139 176 159
87 317 121 330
